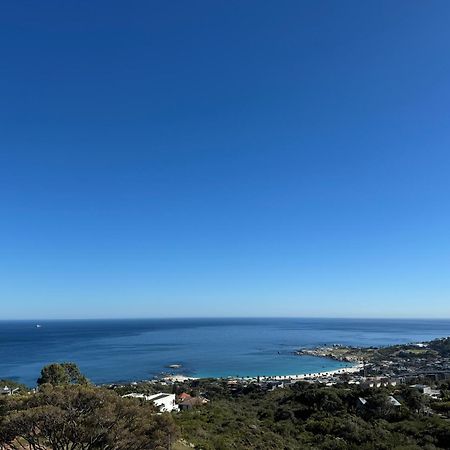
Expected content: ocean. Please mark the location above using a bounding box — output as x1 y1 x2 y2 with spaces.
1 318 450 386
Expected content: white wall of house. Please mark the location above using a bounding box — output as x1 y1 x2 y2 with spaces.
147 393 178 412
122 392 178 412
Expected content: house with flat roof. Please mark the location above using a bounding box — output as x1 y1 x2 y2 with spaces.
412 384 441 399
122 392 179 412
1 386 19 396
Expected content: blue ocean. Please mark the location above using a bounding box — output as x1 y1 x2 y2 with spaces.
1 318 450 386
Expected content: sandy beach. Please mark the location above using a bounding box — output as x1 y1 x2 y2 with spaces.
256 362 364 382
162 362 364 383
162 374 199 382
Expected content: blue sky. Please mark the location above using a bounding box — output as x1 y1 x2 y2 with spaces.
1 1 450 319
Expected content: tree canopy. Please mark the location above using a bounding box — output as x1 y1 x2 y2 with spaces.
0 383 177 450
174 380 450 449
37 362 89 386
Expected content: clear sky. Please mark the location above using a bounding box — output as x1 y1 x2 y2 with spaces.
1 1 450 319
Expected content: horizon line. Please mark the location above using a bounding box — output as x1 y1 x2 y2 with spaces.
2 316 450 321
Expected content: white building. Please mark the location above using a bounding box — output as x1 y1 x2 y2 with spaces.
412 384 441 399
388 396 401 407
1 386 19 396
122 392 178 412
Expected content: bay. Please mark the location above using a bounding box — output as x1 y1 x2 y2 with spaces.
1 318 450 386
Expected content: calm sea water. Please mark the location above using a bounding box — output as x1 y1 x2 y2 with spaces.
1 318 450 386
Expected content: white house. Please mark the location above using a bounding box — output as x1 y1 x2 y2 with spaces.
412 384 441 399
1 386 19 396
122 392 178 412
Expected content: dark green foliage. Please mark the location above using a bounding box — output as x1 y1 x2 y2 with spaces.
3 361 450 449
37 362 89 386
174 382 450 449
0 379 28 394
429 338 450 357
397 385 428 413
0 383 178 450
111 381 173 396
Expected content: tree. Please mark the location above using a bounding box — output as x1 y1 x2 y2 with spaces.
0 383 178 450
398 386 427 414
37 362 88 386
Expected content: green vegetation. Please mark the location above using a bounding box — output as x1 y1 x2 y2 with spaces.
0 383 177 450
303 336 450 363
431 380 450 416
429 338 450 357
174 381 450 449
2 362 450 449
113 381 174 397
0 379 28 394
37 362 89 386
0 364 178 450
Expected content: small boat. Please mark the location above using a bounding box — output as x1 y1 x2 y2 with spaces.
168 364 182 369
36 324 42 328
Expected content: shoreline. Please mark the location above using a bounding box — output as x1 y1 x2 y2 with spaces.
160 360 363 384
4 320 449 387
257 362 363 382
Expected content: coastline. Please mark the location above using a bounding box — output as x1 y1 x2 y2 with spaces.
3 318 450 387
161 360 363 384
257 362 363 382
